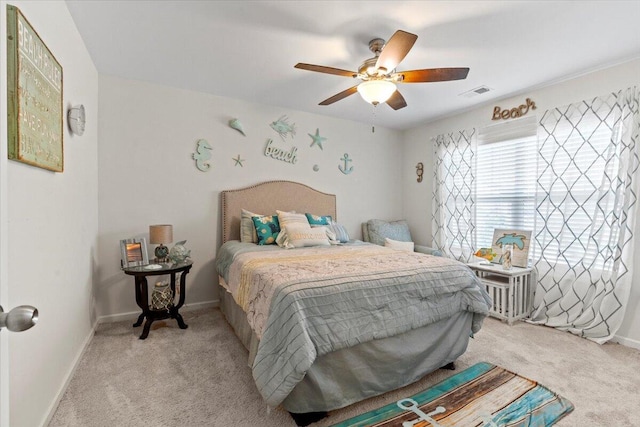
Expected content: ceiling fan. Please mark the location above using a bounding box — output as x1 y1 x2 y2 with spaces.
295 30 469 110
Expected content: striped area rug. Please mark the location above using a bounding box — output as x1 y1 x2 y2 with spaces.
331 362 574 427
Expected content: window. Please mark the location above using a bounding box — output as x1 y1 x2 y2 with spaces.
434 88 639 341
476 117 537 250
475 114 619 270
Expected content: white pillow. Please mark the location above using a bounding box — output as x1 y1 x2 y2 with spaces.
276 210 310 229
384 237 414 252
240 209 261 243
278 224 331 249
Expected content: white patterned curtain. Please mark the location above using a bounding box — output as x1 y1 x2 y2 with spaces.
432 129 477 262
529 87 640 343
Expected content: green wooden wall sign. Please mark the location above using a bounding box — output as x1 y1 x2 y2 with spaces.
6 5 64 172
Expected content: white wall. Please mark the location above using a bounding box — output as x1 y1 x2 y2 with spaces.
97 74 404 319
0 1 99 426
402 58 640 348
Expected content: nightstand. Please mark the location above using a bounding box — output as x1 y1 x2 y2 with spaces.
467 262 534 325
123 261 193 339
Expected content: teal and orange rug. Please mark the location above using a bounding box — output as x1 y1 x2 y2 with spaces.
331 362 574 427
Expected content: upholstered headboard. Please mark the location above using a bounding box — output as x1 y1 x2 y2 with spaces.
221 180 337 244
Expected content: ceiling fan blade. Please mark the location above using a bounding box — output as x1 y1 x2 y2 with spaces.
386 90 407 110
319 85 359 106
295 63 357 78
398 67 470 83
375 30 418 72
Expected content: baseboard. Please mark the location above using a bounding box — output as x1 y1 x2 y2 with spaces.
41 300 221 425
182 299 219 312
96 300 219 324
41 317 99 427
611 334 640 350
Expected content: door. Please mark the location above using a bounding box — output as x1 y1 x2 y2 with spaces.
0 303 5 427
0 305 38 427
0 232 6 427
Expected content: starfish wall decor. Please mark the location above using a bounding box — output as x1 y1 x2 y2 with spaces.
232 154 244 167
308 128 326 150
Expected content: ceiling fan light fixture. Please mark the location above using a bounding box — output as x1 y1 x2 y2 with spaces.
357 80 396 105
294 30 468 110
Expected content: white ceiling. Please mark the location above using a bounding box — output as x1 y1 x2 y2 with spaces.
65 1 640 130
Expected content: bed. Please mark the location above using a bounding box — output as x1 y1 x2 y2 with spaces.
215 180 491 425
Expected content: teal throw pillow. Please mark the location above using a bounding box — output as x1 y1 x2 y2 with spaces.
252 215 280 245
305 213 333 226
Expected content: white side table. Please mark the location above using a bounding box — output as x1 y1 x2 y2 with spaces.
467 262 534 325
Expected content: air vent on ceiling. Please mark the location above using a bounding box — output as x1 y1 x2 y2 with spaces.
460 86 492 98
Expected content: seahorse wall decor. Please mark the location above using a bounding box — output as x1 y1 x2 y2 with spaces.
192 139 213 172
416 162 424 183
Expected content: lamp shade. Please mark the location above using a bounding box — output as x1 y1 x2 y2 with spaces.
149 224 173 244
357 80 397 105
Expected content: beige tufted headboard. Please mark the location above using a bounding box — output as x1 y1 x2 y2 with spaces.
221 180 337 244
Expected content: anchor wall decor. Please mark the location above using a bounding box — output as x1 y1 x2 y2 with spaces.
338 153 353 175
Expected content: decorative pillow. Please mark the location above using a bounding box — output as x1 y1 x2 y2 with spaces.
278 224 331 249
252 215 280 245
326 222 350 243
384 237 415 252
277 210 310 229
240 209 261 243
305 213 332 226
367 219 412 246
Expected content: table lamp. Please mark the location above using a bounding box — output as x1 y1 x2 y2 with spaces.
149 224 173 263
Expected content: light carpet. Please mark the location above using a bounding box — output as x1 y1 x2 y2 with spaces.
49 308 640 426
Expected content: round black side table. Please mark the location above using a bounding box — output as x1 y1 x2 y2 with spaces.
123 261 193 339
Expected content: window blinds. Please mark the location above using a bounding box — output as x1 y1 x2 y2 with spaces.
476 116 538 249
475 113 616 269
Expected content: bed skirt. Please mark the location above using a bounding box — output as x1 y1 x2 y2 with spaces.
218 280 473 413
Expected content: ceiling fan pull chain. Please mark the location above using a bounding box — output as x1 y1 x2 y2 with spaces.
371 104 377 133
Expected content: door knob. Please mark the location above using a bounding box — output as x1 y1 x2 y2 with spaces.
0 305 38 332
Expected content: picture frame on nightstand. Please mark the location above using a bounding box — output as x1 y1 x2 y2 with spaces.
491 229 531 268
120 238 150 268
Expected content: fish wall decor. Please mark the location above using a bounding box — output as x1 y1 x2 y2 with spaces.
270 115 296 141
